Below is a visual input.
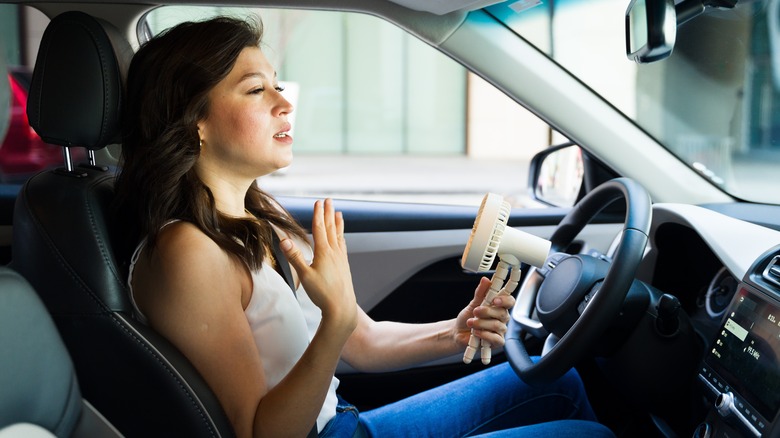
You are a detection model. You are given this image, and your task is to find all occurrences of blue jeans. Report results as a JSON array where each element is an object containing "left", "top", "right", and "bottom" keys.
[{"left": 321, "top": 362, "right": 614, "bottom": 437}]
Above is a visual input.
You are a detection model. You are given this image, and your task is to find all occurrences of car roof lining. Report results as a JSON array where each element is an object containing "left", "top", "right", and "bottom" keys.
[
  {"left": 21, "top": 1, "right": 469, "bottom": 47},
  {"left": 17, "top": 0, "right": 499, "bottom": 15}
]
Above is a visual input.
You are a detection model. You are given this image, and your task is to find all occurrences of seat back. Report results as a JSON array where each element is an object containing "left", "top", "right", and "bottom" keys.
[
  {"left": 11, "top": 11, "right": 234, "bottom": 437},
  {"left": 0, "top": 267, "right": 122, "bottom": 438}
]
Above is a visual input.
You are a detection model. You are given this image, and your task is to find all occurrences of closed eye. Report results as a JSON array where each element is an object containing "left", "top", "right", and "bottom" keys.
[{"left": 249, "top": 85, "right": 284, "bottom": 94}]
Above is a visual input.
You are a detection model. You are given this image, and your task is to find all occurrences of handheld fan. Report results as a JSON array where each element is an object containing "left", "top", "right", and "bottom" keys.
[
  {"left": 460, "top": 193, "right": 552, "bottom": 364},
  {"left": 461, "top": 193, "right": 550, "bottom": 272}
]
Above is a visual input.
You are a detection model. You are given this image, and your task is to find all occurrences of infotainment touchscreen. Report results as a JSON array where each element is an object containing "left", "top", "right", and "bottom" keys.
[{"left": 704, "top": 284, "right": 780, "bottom": 422}]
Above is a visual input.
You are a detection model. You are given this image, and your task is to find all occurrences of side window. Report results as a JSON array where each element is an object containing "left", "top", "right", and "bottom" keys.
[
  {"left": 0, "top": 6, "right": 68, "bottom": 185},
  {"left": 142, "top": 7, "right": 563, "bottom": 207},
  {"left": 0, "top": 29, "right": 9, "bottom": 147}
]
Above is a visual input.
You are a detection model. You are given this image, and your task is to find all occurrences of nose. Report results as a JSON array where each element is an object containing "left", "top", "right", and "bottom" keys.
[{"left": 274, "top": 89, "right": 294, "bottom": 116}]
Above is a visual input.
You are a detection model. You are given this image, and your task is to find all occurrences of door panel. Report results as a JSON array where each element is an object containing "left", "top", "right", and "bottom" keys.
[{"left": 279, "top": 196, "right": 622, "bottom": 409}]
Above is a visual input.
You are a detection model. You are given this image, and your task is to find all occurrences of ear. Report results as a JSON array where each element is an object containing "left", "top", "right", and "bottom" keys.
[{"left": 196, "top": 121, "right": 207, "bottom": 143}]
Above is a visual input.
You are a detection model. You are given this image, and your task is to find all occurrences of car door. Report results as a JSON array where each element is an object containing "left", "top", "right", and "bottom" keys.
[{"left": 280, "top": 193, "right": 623, "bottom": 410}]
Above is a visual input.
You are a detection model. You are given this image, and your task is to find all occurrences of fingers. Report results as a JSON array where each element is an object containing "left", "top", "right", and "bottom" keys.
[
  {"left": 469, "top": 277, "right": 491, "bottom": 307},
  {"left": 473, "top": 295, "right": 514, "bottom": 321},
  {"left": 279, "top": 238, "right": 308, "bottom": 273},
  {"left": 335, "top": 211, "right": 345, "bottom": 246},
  {"left": 468, "top": 308, "right": 510, "bottom": 347},
  {"left": 323, "top": 198, "right": 338, "bottom": 247},
  {"left": 469, "top": 308, "right": 510, "bottom": 328},
  {"left": 311, "top": 199, "right": 345, "bottom": 252},
  {"left": 310, "top": 199, "right": 326, "bottom": 248},
  {"left": 296, "top": 200, "right": 356, "bottom": 328},
  {"left": 471, "top": 327, "right": 507, "bottom": 348},
  {"left": 467, "top": 288, "right": 514, "bottom": 346},
  {"left": 490, "top": 293, "right": 516, "bottom": 311}
]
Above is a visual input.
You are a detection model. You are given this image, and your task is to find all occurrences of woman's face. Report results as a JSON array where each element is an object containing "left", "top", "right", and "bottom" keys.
[{"left": 196, "top": 46, "right": 294, "bottom": 180}]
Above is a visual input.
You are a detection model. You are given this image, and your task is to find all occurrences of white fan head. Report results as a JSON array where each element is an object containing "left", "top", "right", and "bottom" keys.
[
  {"left": 461, "top": 193, "right": 552, "bottom": 273},
  {"left": 461, "top": 193, "right": 510, "bottom": 272}
]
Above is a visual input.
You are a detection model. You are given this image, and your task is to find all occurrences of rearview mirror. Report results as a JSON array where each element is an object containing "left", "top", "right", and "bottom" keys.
[{"left": 625, "top": 0, "right": 677, "bottom": 63}]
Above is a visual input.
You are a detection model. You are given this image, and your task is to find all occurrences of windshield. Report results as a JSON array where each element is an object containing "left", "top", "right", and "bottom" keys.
[{"left": 488, "top": 0, "right": 780, "bottom": 205}]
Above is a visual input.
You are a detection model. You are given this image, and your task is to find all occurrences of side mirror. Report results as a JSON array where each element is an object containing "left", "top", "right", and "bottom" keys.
[
  {"left": 625, "top": 0, "right": 677, "bottom": 63},
  {"left": 528, "top": 143, "right": 584, "bottom": 208}
]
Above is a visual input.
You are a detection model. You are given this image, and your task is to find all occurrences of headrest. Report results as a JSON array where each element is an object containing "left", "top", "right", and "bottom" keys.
[
  {"left": 26, "top": 11, "right": 133, "bottom": 150},
  {"left": 0, "top": 267, "right": 82, "bottom": 437}
]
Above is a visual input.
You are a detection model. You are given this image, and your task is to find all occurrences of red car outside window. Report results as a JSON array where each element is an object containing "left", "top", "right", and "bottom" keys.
[{"left": 0, "top": 67, "right": 85, "bottom": 183}]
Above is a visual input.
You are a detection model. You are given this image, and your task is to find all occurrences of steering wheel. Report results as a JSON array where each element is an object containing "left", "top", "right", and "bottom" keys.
[{"left": 505, "top": 177, "right": 652, "bottom": 384}]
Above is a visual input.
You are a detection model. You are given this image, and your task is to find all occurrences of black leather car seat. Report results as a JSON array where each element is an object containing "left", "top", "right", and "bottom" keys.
[
  {"left": 11, "top": 11, "right": 234, "bottom": 437},
  {"left": 0, "top": 267, "right": 121, "bottom": 438}
]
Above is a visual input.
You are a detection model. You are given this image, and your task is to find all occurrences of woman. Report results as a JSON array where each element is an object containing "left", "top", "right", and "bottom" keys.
[{"left": 115, "top": 16, "right": 613, "bottom": 438}]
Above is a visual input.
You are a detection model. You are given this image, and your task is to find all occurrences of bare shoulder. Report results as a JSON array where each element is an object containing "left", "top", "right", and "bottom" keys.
[
  {"left": 147, "top": 222, "right": 233, "bottom": 287},
  {"left": 132, "top": 221, "right": 248, "bottom": 330},
  {"left": 131, "top": 221, "right": 268, "bottom": 431},
  {"left": 156, "top": 221, "right": 227, "bottom": 266}
]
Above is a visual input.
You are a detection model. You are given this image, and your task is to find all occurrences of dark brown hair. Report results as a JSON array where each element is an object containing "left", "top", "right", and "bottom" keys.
[{"left": 115, "top": 16, "right": 306, "bottom": 270}]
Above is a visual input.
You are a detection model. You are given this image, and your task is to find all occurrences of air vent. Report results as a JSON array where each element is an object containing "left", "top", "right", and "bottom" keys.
[{"left": 764, "top": 256, "right": 780, "bottom": 288}]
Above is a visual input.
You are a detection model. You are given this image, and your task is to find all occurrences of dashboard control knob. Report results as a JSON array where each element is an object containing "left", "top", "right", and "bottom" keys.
[
  {"left": 715, "top": 391, "right": 734, "bottom": 417},
  {"left": 655, "top": 293, "right": 681, "bottom": 336}
]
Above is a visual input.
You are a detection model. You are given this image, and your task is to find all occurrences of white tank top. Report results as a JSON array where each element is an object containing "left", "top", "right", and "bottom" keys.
[{"left": 127, "top": 225, "right": 339, "bottom": 433}]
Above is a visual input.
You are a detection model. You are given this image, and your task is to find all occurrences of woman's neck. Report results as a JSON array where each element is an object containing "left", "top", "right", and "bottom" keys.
[{"left": 194, "top": 165, "right": 254, "bottom": 218}]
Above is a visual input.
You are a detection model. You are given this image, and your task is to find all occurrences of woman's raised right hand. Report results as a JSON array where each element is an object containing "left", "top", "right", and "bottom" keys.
[{"left": 280, "top": 198, "right": 357, "bottom": 337}]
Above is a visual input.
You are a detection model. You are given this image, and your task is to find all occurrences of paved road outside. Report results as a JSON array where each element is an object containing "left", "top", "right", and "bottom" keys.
[
  {"left": 258, "top": 154, "right": 539, "bottom": 207},
  {"left": 257, "top": 151, "right": 780, "bottom": 208}
]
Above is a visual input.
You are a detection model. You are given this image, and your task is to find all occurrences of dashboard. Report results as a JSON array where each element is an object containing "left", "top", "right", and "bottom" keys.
[
  {"left": 641, "top": 203, "right": 780, "bottom": 437},
  {"left": 700, "top": 279, "right": 780, "bottom": 436}
]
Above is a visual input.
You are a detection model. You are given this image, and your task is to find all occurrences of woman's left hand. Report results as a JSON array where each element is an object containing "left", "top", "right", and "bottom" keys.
[{"left": 453, "top": 277, "right": 516, "bottom": 349}]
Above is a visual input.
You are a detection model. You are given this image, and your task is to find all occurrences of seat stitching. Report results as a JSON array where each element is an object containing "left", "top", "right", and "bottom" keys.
[
  {"left": 113, "top": 313, "right": 221, "bottom": 437},
  {"left": 18, "top": 183, "right": 221, "bottom": 437}
]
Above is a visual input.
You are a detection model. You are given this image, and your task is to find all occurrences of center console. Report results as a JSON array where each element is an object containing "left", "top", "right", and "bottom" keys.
[{"left": 696, "top": 253, "right": 780, "bottom": 437}]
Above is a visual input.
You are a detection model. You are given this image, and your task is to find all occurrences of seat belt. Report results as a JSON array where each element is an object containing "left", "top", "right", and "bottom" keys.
[
  {"left": 269, "top": 233, "right": 320, "bottom": 438},
  {"left": 270, "top": 233, "right": 297, "bottom": 295}
]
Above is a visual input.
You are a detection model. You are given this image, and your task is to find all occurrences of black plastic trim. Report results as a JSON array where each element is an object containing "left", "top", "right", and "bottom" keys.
[{"left": 278, "top": 196, "right": 621, "bottom": 233}]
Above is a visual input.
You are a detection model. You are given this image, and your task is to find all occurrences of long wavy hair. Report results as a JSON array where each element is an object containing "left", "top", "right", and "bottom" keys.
[{"left": 115, "top": 16, "right": 307, "bottom": 270}]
